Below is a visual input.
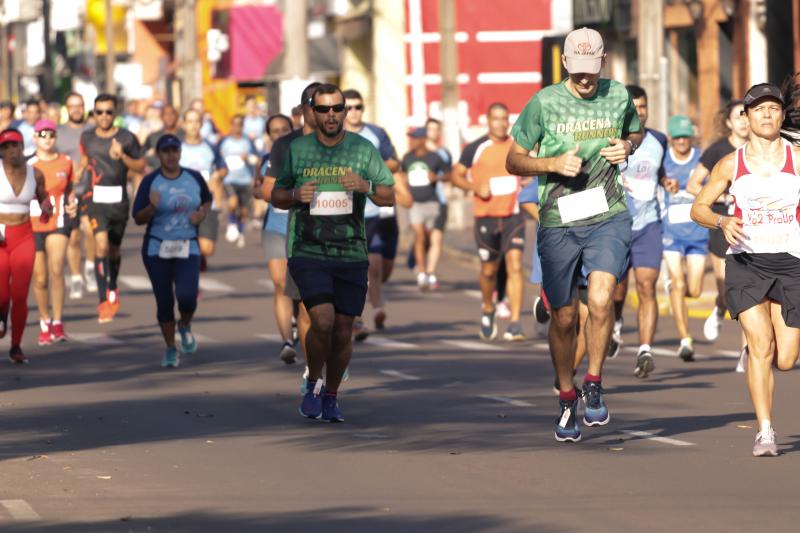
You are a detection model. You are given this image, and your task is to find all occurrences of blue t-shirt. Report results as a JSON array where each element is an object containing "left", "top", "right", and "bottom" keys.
[
  {"left": 356, "top": 123, "right": 397, "bottom": 218},
  {"left": 623, "top": 129, "right": 667, "bottom": 231},
  {"left": 243, "top": 115, "right": 266, "bottom": 141},
  {"left": 518, "top": 177, "right": 540, "bottom": 205},
  {"left": 218, "top": 135, "right": 256, "bottom": 186},
  {"left": 259, "top": 153, "right": 289, "bottom": 235},
  {"left": 133, "top": 168, "right": 212, "bottom": 257},
  {"left": 662, "top": 147, "right": 707, "bottom": 242},
  {"left": 179, "top": 140, "right": 226, "bottom": 208},
  {"left": 16, "top": 120, "right": 36, "bottom": 157}
]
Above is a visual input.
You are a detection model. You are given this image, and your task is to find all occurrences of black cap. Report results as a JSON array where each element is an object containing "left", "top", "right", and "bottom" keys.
[
  {"left": 743, "top": 83, "right": 785, "bottom": 110},
  {"left": 156, "top": 134, "right": 182, "bottom": 152}
]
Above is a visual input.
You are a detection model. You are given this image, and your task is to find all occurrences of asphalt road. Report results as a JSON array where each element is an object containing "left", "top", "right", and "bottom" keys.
[{"left": 0, "top": 222, "right": 798, "bottom": 532}]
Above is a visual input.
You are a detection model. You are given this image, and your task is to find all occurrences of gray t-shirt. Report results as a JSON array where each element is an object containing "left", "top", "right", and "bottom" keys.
[{"left": 56, "top": 123, "right": 90, "bottom": 163}]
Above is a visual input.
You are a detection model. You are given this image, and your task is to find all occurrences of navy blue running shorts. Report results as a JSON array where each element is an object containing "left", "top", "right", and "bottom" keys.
[
  {"left": 288, "top": 257, "right": 369, "bottom": 317},
  {"left": 629, "top": 220, "right": 663, "bottom": 271},
  {"left": 537, "top": 212, "right": 633, "bottom": 310},
  {"left": 365, "top": 216, "right": 399, "bottom": 260}
]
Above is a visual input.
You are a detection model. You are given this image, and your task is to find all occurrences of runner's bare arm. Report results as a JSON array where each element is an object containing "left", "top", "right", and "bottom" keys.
[
  {"left": 385, "top": 158, "right": 400, "bottom": 173},
  {"left": 393, "top": 172, "right": 413, "bottom": 208},
  {"left": 368, "top": 184, "right": 394, "bottom": 207},
  {"left": 691, "top": 153, "right": 744, "bottom": 244},
  {"left": 686, "top": 163, "right": 709, "bottom": 196},
  {"left": 33, "top": 168, "right": 53, "bottom": 217},
  {"left": 342, "top": 171, "right": 394, "bottom": 207},
  {"left": 272, "top": 181, "right": 317, "bottom": 209},
  {"left": 506, "top": 142, "right": 582, "bottom": 177},
  {"left": 449, "top": 163, "right": 473, "bottom": 192},
  {"left": 520, "top": 202, "right": 539, "bottom": 222}
]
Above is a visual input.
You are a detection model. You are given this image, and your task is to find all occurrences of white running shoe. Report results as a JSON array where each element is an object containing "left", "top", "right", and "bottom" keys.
[
  {"left": 753, "top": 427, "right": 778, "bottom": 457},
  {"left": 417, "top": 272, "right": 429, "bottom": 291},
  {"left": 735, "top": 346, "right": 748, "bottom": 373},
  {"left": 703, "top": 306, "right": 723, "bottom": 341},
  {"left": 225, "top": 223, "right": 239, "bottom": 243},
  {"left": 427, "top": 273, "right": 440, "bottom": 290},
  {"left": 84, "top": 270, "right": 98, "bottom": 293},
  {"left": 69, "top": 276, "right": 84, "bottom": 300},
  {"left": 496, "top": 299, "right": 511, "bottom": 319},
  {"left": 236, "top": 234, "right": 246, "bottom": 248}
]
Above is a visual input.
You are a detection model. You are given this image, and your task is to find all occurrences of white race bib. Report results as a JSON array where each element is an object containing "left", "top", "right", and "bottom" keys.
[
  {"left": 224, "top": 155, "right": 245, "bottom": 171},
  {"left": 378, "top": 206, "right": 396, "bottom": 219},
  {"left": 408, "top": 168, "right": 430, "bottom": 187},
  {"left": 626, "top": 178, "right": 656, "bottom": 202},
  {"left": 93, "top": 185, "right": 123, "bottom": 204},
  {"left": 29, "top": 199, "right": 42, "bottom": 217},
  {"left": 489, "top": 175, "right": 518, "bottom": 196},
  {"left": 557, "top": 187, "right": 610, "bottom": 224},
  {"left": 310, "top": 191, "right": 353, "bottom": 216},
  {"left": 668, "top": 203, "right": 694, "bottom": 224},
  {"left": 200, "top": 170, "right": 211, "bottom": 182},
  {"left": 158, "top": 239, "right": 190, "bottom": 259}
]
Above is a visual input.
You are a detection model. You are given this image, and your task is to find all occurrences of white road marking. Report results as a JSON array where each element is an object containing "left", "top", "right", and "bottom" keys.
[
  {"left": 363, "top": 337, "right": 417, "bottom": 349},
  {"left": 478, "top": 395, "right": 535, "bottom": 407},
  {"left": 533, "top": 342, "right": 550, "bottom": 351},
  {"left": 257, "top": 279, "right": 275, "bottom": 290},
  {"left": 0, "top": 499, "right": 41, "bottom": 522},
  {"left": 462, "top": 289, "right": 482, "bottom": 299},
  {"left": 620, "top": 429, "right": 695, "bottom": 447},
  {"left": 118, "top": 275, "right": 152, "bottom": 290},
  {"left": 199, "top": 278, "right": 234, "bottom": 292},
  {"left": 380, "top": 369, "right": 421, "bottom": 381},
  {"left": 441, "top": 339, "right": 506, "bottom": 352},
  {"left": 717, "top": 349, "right": 742, "bottom": 358},
  {"left": 69, "top": 333, "right": 123, "bottom": 345}
]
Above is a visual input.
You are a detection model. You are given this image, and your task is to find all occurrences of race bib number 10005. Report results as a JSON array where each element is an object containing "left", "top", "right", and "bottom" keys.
[{"left": 310, "top": 191, "right": 353, "bottom": 216}]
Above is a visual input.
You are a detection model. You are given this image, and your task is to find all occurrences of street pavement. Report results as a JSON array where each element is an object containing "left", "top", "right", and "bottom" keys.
[{"left": 1, "top": 221, "right": 799, "bottom": 532}]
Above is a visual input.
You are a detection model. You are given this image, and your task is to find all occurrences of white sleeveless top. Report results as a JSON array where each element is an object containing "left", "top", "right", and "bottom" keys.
[
  {"left": 0, "top": 163, "right": 37, "bottom": 214},
  {"left": 728, "top": 140, "right": 800, "bottom": 258}
]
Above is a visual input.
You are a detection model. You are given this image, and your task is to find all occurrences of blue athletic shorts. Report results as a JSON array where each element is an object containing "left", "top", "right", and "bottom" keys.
[
  {"left": 365, "top": 216, "right": 399, "bottom": 260},
  {"left": 662, "top": 236, "right": 708, "bottom": 256},
  {"left": 629, "top": 220, "right": 663, "bottom": 271},
  {"left": 288, "top": 257, "right": 369, "bottom": 317},
  {"left": 537, "top": 212, "right": 633, "bottom": 310}
]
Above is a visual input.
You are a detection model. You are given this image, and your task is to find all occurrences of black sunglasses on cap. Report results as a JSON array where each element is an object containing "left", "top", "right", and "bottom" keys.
[{"left": 313, "top": 104, "right": 346, "bottom": 114}]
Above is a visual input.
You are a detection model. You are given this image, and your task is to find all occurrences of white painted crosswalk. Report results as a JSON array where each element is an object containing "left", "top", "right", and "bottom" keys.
[
  {"left": 0, "top": 499, "right": 40, "bottom": 522},
  {"left": 363, "top": 337, "right": 416, "bottom": 349},
  {"left": 68, "top": 333, "right": 124, "bottom": 346},
  {"left": 441, "top": 339, "right": 507, "bottom": 352},
  {"left": 118, "top": 275, "right": 235, "bottom": 293}
]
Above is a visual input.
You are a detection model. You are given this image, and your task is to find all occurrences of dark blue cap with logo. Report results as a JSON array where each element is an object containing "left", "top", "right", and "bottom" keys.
[
  {"left": 408, "top": 127, "right": 427, "bottom": 139},
  {"left": 743, "top": 83, "right": 785, "bottom": 110},
  {"left": 156, "top": 134, "right": 182, "bottom": 152}
]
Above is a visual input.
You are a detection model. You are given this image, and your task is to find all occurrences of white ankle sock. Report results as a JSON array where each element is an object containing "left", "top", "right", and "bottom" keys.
[
  {"left": 40, "top": 320, "right": 50, "bottom": 333},
  {"left": 760, "top": 420, "right": 772, "bottom": 435},
  {"left": 638, "top": 344, "right": 651, "bottom": 355}
]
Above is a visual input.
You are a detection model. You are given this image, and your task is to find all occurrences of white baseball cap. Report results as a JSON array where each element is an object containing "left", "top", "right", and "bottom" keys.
[{"left": 563, "top": 27, "right": 605, "bottom": 74}]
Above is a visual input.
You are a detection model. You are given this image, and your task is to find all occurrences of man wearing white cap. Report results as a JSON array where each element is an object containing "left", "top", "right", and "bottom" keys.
[{"left": 506, "top": 27, "right": 643, "bottom": 443}]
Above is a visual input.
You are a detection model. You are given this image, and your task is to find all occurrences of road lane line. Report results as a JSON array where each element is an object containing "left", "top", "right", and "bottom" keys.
[
  {"left": 462, "top": 289, "right": 482, "bottom": 299},
  {"left": 119, "top": 275, "right": 152, "bottom": 290},
  {"left": 255, "top": 333, "right": 284, "bottom": 343},
  {"left": 380, "top": 369, "right": 421, "bottom": 381},
  {"left": 620, "top": 429, "right": 695, "bottom": 447},
  {"left": 441, "top": 339, "right": 506, "bottom": 352},
  {"left": 363, "top": 337, "right": 417, "bottom": 349},
  {"left": 257, "top": 279, "right": 275, "bottom": 290},
  {"left": 0, "top": 500, "right": 41, "bottom": 522},
  {"left": 717, "top": 349, "right": 741, "bottom": 358},
  {"left": 199, "top": 278, "right": 234, "bottom": 292},
  {"left": 478, "top": 395, "right": 535, "bottom": 407},
  {"left": 69, "top": 333, "right": 124, "bottom": 345},
  {"left": 352, "top": 433, "right": 390, "bottom": 439}
]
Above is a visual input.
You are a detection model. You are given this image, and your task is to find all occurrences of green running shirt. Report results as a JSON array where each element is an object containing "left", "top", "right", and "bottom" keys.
[
  {"left": 275, "top": 132, "right": 394, "bottom": 261},
  {"left": 511, "top": 79, "right": 640, "bottom": 227}
]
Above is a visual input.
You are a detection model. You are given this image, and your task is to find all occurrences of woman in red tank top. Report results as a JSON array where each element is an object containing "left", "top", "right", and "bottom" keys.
[
  {"left": 0, "top": 128, "right": 53, "bottom": 363},
  {"left": 30, "top": 119, "right": 76, "bottom": 345},
  {"left": 691, "top": 83, "right": 800, "bottom": 457}
]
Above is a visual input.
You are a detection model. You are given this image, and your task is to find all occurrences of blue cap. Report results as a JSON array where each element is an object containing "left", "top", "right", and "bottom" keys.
[
  {"left": 409, "top": 127, "right": 427, "bottom": 139},
  {"left": 156, "top": 134, "right": 182, "bottom": 152}
]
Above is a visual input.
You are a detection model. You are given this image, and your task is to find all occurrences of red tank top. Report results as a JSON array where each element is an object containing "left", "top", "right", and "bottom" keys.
[{"left": 29, "top": 154, "right": 73, "bottom": 233}]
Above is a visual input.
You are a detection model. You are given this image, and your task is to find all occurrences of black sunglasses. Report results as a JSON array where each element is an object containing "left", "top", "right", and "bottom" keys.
[
  {"left": 346, "top": 104, "right": 364, "bottom": 111},
  {"left": 95, "top": 109, "right": 114, "bottom": 116},
  {"left": 313, "top": 104, "right": 346, "bottom": 114},
  {"left": 37, "top": 131, "right": 56, "bottom": 139}
]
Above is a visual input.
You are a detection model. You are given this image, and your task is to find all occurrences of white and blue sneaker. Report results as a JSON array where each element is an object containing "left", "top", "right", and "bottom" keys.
[
  {"left": 582, "top": 381, "right": 610, "bottom": 426},
  {"left": 161, "top": 346, "right": 180, "bottom": 368},
  {"left": 178, "top": 325, "right": 197, "bottom": 354},
  {"left": 555, "top": 397, "right": 581, "bottom": 442}
]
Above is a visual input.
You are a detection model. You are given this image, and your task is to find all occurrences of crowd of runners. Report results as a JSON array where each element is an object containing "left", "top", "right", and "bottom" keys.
[{"left": 0, "top": 27, "right": 798, "bottom": 457}]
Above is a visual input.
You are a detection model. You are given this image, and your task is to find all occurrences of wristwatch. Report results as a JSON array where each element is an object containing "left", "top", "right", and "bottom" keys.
[
  {"left": 624, "top": 139, "right": 638, "bottom": 155},
  {"left": 367, "top": 180, "right": 375, "bottom": 197}
]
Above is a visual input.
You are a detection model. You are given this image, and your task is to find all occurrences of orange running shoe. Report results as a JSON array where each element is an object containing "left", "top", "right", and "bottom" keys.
[
  {"left": 108, "top": 289, "right": 121, "bottom": 318},
  {"left": 98, "top": 301, "right": 113, "bottom": 324}
]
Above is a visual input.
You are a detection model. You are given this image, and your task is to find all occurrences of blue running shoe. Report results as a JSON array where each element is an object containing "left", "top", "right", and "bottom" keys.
[
  {"left": 321, "top": 395, "right": 344, "bottom": 422},
  {"left": 178, "top": 325, "right": 197, "bottom": 354},
  {"left": 555, "top": 397, "right": 581, "bottom": 442},
  {"left": 299, "top": 381, "right": 324, "bottom": 419},
  {"left": 582, "top": 381, "right": 610, "bottom": 426},
  {"left": 161, "top": 346, "right": 180, "bottom": 368}
]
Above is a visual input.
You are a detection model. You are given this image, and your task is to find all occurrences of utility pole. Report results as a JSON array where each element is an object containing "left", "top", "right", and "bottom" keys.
[
  {"left": 42, "top": 0, "right": 53, "bottom": 99},
  {"left": 182, "top": 0, "right": 198, "bottom": 106},
  {"left": 637, "top": 0, "right": 665, "bottom": 131},
  {"left": 0, "top": 14, "right": 8, "bottom": 101},
  {"left": 284, "top": 0, "right": 308, "bottom": 79},
  {"left": 439, "top": 0, "right": 462, "bottom": 227},
  {"left": 104, "top": 0, "right": 115, "bottom": 93}
]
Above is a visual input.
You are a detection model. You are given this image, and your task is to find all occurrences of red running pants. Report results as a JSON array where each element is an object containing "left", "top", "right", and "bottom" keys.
[{"left": 0, "top": 222, "right": 34, "bottom": 346}]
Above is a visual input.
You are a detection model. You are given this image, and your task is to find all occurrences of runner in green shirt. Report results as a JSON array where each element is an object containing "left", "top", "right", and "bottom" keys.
[
  {"left": 506, "top": 27, "right": 643, "bottom": 443},
  {"left": 272, "top": 83, "right": 395, "bottom": 423}
]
